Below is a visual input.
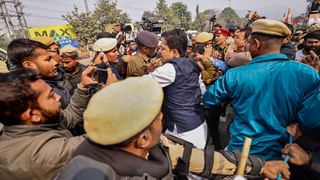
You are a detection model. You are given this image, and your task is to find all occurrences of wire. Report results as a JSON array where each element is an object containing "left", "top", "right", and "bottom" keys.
[
  {"left": 25, "top": 5, "right": 70, "bottom": 14},
  {"left": 28, "top": 14, "right": 64, "bottom": 20},
  {"left": 23, "top": 0, "right": 86, "bottom": 9}
]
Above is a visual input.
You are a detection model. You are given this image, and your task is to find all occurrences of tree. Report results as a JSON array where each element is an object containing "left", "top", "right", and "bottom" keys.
[
  {"left": 63, "top": 7, "right": 100, "bottom": 47},
  {"left": 193, "top": 9, "right": 218, "bottom": 32},
  {"left": 94, "top": 0, "right": 130, "bottom": 30},
  {"left": 196, "top": 4, "right": 199, "bottom": 17},
  {"left": 217, "top": 7, "right": 245, "bottom": 28},
  {"left": 63, "top": 0, "right": 130, "bottom": 47},
  {"left": 0, "top": 34, "right": 10, "bottom": 50},
  {"left": 193, "top": 13, "right": 207, "bottom": 32},
  {"left": 154, "top": 0, "right": 179, "bottom": 31},
  {"left": 170, "top": 2, "right": 192, "bottom": 30},
  {"left": 141, "top": 0, "right": 194, "bottom": 32},
  {"left": 142, "top": 11, "right": 156, "bottom": 20}
]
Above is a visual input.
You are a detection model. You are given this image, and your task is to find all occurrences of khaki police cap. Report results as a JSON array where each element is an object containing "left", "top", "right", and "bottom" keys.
[
  {"left": 92, "top": 38, "right": 117, "bottom": 52},
  {"left": 307, "top": 23, "right": 320, "bottom": 33},
  {"left": 84, "top": 76, "right": 164, "bottom": 145},
  {"left": 32, "top": 36, "right": 55, "bottom": 46},
  {"left": 195, "top": 32, "right": 213, "bottom": 43},
  {"left": 60, "top": 45, "right": 78, "bottom": 57},
  {"left": 252, "top": 19, "right": 291, "bottom": 37}
]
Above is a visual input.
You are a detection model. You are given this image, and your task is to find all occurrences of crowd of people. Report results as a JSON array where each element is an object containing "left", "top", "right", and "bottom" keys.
[{"left": 0, "top": 7, "right": 320, "bottom": 180}]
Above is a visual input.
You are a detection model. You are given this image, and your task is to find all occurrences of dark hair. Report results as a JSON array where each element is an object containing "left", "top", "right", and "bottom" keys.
[
  {"left": 7, "top": 38, "right": 48, "bottom": 71},
  {"left": 0, "top": 68, "right": 40, "bottom": 125},
  {"left": 283, "top": 22, "right": 294, "bottom": 34},
  {"left": 161, "top": 29, "right": 188, "bottom": 57},
  {"left": 96, "top": 32, "right": 114, "bottom": 40},
  {"left": 127, "top": 39, "right": 135, "bottom": 44},
  {"left": 194, "top": 44, "right": 205, "bottom": 54},
  {"left": 214, "top": 24, "right": 222, "bottom": 28},
  {"left": 244, "top": 26, "right": 252, "bottom": 39},
  {"left": 304, "top": 30, "right": 320, "bottom": 40}
]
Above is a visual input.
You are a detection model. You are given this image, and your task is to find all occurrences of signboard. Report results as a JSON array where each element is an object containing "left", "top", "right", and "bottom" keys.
[{"left": 28, "top": 24, "right": 79, "bottom": 48}]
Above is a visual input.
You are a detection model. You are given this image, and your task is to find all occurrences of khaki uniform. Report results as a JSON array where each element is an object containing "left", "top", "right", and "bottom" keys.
[
  {"left": 57, "top": 135, "right": 258, "bottom": 179},
  {"left": 200, "top": 58, "right": 222, "bottom": 85},
  {"left": 127, "top": 51, "right": 150, "bottom": 77},
  {"left": 161, "top": 135, "right": 254, "bottom": 175}
]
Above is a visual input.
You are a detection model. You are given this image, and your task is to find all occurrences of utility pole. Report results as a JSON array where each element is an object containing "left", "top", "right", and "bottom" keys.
[
  {"left": 13, "top": 0, "right": 28, "bottom": 38},
  {"left": 0, "top": 0, "right": 15, "bottom": 38},
  {"left": 84, "top": 0, "right": 89, "bottom": 13},
  {"left": 0, "top": 0, "right": 28, "bottom": 39}
]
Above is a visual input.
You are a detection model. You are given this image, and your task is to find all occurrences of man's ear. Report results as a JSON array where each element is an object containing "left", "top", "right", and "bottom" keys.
[
  {"left": 142, "top": 47, "right": 148, "bottom": 54},
  {"left": 20, "top": 108, "right": 41, "bottom": 125},
  {"left": 172, "top": 49, "right": 180, "bottom": 58},
  {"left": 20, "top": 108, "right": 42, "bottom": 125},
  {"left": 29, "top": 109, "right": 42, "bottom": 124},
  {"left": 254, "top": 39, "right": 261, "bottom": 49},
  {"left": 22, "top": 60, "right": 37, "bottom": 69},
  {"left": 135, "top": 130, "right": 152, "bottom": 149},
  {"left": 20, "top": 108, "right": 32, "bottom": 124}
]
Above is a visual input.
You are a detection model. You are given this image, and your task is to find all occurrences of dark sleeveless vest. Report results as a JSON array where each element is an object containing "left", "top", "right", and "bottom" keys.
[{"left": 163, "top": 57, "right": 204, "bottom": 133}]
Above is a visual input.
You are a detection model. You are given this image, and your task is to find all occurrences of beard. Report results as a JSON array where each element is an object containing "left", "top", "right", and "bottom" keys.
[
  {"left": 304, "top": 46, "right": 320, "bottom": 55},
  {"left": 39, "top": 107, "right": 61, "bottom": 124}
]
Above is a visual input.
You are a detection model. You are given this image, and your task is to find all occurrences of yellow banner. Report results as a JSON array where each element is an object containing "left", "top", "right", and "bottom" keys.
[{"left": 28, "top": 24, "right": 76, "bottom": 40}]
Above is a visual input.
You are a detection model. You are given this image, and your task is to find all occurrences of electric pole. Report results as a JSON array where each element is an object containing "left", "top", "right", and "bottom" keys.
[
  {"left": 84, "top": 0, "right": 89, "bottom": 13},
  {"left": 0, "top": 0, "right": 28, "bottom": 39}
]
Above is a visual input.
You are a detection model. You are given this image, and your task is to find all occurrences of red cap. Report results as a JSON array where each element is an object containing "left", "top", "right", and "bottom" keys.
[{"left": 215, "top": 28, "right": 230, "bottom": 36}]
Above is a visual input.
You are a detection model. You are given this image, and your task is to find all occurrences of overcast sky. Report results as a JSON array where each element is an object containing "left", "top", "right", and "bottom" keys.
[{"left": 1, "top": 0, "right": 309, "bottom": 28}]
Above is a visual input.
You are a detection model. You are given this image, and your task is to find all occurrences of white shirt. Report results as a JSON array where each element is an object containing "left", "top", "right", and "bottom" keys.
[
  {"left": 146, "top": 63, "right": 176, "bottom": 87},
  {"left": 295, "top": 49, "right": 305, "bottom": 62},
  {"left": 145, "top": 62, "right": 208, "bottom": 148},
  {"left": 146, "top": 63, "right": 206, "bottom": 94}
]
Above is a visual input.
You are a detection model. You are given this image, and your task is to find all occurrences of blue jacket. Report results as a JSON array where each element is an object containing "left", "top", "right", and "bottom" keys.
[{"left": 203, "top": 53, "right": 320, "bottom": 160}]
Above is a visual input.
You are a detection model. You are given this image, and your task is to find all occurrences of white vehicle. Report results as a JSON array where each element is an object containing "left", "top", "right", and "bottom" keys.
[
  {"left": 0, "top": 48, "right": 7, "bottom": 62},
  {"left": 0, "top": 48, "right": 8, "bottom": 72}
]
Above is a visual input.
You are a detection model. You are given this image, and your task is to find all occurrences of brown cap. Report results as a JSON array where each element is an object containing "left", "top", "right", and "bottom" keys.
[
  {"left": 60, "top": 45, "right": 78, "bottom": 57},
  {"left": 84, "top": 76, "right": 163, "bottom": 145},
  {"left": 195, "top": 32, "right": 213, "bottom": 43},
  {"left": 137, "top": 31, "right": 158, "bottom": 48},
  {"left": 251, "top": 19, "right": 291, "bottom": 37}
]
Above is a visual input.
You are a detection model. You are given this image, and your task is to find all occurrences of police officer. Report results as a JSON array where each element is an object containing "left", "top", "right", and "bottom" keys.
[
  {"left": 60, "top": 45, "right": 86, "bottom": 95},
  {"left": 56, "top": 76, "right": 290, "bottom": 180},
  {"left": 127, "top": 31, "right": 158, "bottom": 77},
  {"left": 203, "top": 19, "right": 320, "bottom": 161}
]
